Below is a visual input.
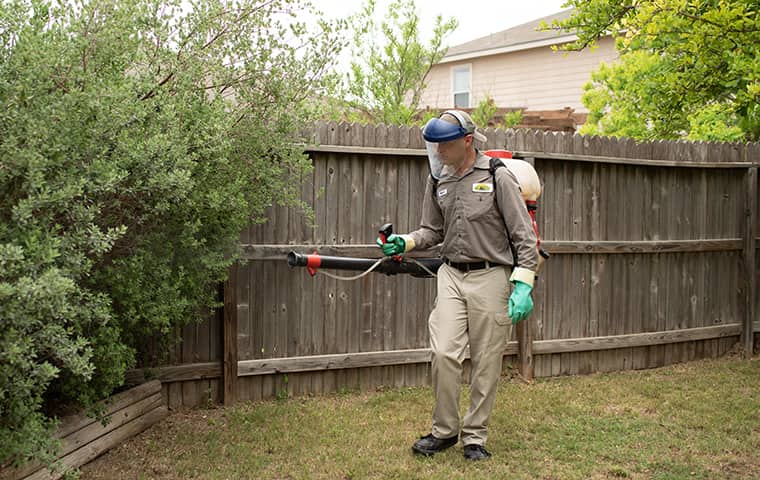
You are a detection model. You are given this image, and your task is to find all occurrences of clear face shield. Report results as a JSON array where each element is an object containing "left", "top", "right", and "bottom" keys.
[
  {"left": 422, "top": 116, "right": 468, "bottom": 181},
  {"left": 425, "top": 140, "right": 445, "bottom": 181}
]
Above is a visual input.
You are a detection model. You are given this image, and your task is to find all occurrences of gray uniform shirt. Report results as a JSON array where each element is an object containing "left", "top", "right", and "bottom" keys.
[{"left": 409, "top": 152, "right": 538, "bottom": 272}]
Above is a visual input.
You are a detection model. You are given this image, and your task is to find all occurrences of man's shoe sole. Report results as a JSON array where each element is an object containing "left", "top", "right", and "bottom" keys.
[
  {"left": 463, "top": 445, "right": 491, "bottom": 461},
  {"left": 411, "top": 438, "right": 457, "bottom": 456},
  {"left": 464, "top": 452, "right": 491, "bottom": 461},
  {"left": 411, "top": 444, "right": 455, "bottom": 456},
  {"left": 411, "top": 446, "right": 435, "bottom": 456}
]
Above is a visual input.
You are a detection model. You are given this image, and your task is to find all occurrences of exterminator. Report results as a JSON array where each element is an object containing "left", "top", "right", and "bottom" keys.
[{"left": 376, "top": 110, "right": 538, "bottom": 461}]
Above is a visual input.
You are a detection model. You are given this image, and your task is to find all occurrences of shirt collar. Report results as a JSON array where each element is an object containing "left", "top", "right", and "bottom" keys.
[
  {"left": 473, "top": 150, "right": 490, "bottom": 170},
  {"left": 439, "top": 150, "right": 489, "bottom": 180}
]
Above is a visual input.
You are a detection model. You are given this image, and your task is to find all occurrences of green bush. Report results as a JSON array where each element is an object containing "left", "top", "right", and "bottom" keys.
[
  {"left": 0, "top": 0, "right": 342, "bottom": 467},
  {"left": 471, "top": 95, "right": 498, "bottom": 128},
  {"left": 504, "top": 109, "right": 523, "bottom": 129}
]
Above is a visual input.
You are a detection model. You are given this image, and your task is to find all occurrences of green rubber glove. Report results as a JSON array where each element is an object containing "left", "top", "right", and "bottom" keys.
[
  {"left": 508, "top": 281, "right": 534, "bottom": 324},
  {"left": 375, "top": 234, "right": 405, "bottom": 256}
]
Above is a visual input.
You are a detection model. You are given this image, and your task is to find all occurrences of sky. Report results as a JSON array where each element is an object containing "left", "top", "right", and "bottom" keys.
[{"left": 310, "top": 0, "right": 570, "bottom": 47}]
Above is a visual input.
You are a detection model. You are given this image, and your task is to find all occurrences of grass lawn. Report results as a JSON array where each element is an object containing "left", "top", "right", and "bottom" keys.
[{"left": 80, "top": 355, "right": 759, "bottom": 479}]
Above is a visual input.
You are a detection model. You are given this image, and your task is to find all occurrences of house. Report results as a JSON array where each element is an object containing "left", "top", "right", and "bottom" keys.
[{"left": 418, "top": 9, "right": 619, "bottom": 130}]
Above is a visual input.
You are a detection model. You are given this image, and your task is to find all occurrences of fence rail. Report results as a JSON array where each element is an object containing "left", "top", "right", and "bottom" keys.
[
  {"left": 132, "top": 124, "right": 759, "bottom": 408},
  {"left": 127, "top": 323, "right": 753, "bottom": 382}
]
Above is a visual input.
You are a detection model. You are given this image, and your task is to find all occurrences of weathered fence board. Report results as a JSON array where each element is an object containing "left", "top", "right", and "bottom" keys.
[
  {"left": 222, "top": 263, "right": 238, "bottom": 405},
  {"left": 743, "top": 168, "right": 758, "bottom": 355}
]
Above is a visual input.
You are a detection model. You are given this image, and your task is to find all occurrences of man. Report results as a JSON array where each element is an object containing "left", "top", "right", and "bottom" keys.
[{"left": 376, "top": 110, "right": 538, "bottom": 461}]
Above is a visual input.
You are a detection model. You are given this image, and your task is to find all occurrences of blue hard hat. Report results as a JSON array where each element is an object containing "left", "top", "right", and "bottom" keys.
[{"left": 422, "top": 117, "right": 468, "bottom": 143}]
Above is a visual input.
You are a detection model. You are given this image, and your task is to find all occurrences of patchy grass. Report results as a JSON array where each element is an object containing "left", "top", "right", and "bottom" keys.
[{"left": 81, "top": 356, "right": 759, "bottom": 479}]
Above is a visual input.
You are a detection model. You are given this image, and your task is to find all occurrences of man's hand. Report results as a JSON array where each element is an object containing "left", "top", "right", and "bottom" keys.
[
  {"left": 375, "top": 234, "right": 406, "bottom": 256},
  {"left": 508, "top": 281, "right": 533, "bottom": 324}
]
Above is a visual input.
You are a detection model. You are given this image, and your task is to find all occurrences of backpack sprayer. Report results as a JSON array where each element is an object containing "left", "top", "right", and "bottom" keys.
[{"left": 287, "top": 151, "right": 549, "bottom": 280}]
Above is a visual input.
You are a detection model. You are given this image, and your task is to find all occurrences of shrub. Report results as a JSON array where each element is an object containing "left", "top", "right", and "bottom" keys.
[
  {"left": 504, "top": 109, "right": 523, "bottom": 129},
  {"left": 471, "top": 95, "right": 498, "bottom": 127},
  {"left": 0, "top": 0, "right": 342, "bottom": 467}
]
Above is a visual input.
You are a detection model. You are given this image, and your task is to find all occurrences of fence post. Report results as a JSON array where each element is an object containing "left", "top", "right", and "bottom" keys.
[
  {"left": 516, "top": 154, "right": 536, "bottom": 381},
  {"left": 222, "top": 262, "right": 239, "bottom": 405},
  {"left": 517, "top": 318, "right": 534, "bottom": 381},
  {"left": 742, "top": 167, "right": 757, "bottom": 357}
]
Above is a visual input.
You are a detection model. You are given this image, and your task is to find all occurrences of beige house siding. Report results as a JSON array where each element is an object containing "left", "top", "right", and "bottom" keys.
[{"left": 420, "top": 36, "right": 618, "bottom": 113}]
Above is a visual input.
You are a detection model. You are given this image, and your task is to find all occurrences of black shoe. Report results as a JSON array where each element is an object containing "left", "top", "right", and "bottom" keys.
[
  {"left": 463, "top": 444, "right": 491, "bottom": 461},
  {"left": 411, "top": 433, "right": 458, "bottom": 456}
]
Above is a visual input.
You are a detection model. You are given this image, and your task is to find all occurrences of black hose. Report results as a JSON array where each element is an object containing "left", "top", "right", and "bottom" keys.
[{"left": 286, "top": 251, "right": 442, "bottom": 277}]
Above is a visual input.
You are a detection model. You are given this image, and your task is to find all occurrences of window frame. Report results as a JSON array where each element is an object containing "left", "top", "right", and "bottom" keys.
[{"left": 451, "top": 64, "right": 472, "bottom": 108}]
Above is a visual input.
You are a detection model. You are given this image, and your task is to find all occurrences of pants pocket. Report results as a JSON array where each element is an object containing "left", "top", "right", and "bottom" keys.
[{"left": 493, "top": 310, "right": 510, "bottom": 326}]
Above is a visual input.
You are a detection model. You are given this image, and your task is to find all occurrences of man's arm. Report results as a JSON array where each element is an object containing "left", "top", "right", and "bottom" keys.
[{"left": 402, "top": 176, "right": 444, "bottom": 252}]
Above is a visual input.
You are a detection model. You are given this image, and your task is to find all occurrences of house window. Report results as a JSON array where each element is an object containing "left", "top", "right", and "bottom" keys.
[{"left": 452, "top": 65, "right": 471, "bottom": 108}]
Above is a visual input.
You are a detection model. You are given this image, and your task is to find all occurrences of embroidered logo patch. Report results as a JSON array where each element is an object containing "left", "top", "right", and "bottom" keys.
[
  {"left": 472, "top": 183, "right": 493, "bottom": 193},
  {"left": 438, "top": 188, "right": 447, "bottom": 197}
]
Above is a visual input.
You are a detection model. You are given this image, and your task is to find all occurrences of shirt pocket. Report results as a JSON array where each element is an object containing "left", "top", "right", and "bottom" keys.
[
  {"left": 464, "top": 190, "right": 495, "bottom": 220},
  {"left": 436, "top": 185, "right": 455, "bottom": 215}
]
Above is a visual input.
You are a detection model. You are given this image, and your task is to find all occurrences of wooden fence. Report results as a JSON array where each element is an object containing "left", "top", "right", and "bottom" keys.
[{"left": 127, "top": 124, "right": 760, "bottom": 408}]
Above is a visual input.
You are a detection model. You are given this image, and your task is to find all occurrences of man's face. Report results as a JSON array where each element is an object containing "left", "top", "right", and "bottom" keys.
[{"left": 437, "top": 134, "right": 471, "bottom": 167}]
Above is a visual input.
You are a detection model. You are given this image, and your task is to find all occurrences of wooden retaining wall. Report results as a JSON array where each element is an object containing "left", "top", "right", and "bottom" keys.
[
  {"left": 4, "top": 381, "right": 167, "bottom": 480},
  {"left": 129, "top": 125, "right": 760, "bottom": 408}
]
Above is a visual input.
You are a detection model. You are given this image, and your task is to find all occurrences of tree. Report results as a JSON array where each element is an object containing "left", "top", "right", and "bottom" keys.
[
  {"left": 552, "top": 0, "right": 759, "bottom": 141},
  {"left": 341, "top": 0, "right": 457, "bottom": 125},
  {"left": 0, "top": 0, "right": 342, "bottom": 468}
]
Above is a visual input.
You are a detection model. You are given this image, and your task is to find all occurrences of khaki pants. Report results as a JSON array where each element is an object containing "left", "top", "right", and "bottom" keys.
[{"left": 429, "top": 263, "right": 512, "bottom": 446}]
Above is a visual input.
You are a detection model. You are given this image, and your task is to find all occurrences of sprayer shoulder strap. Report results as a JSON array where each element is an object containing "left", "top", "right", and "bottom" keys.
[
  {"left": 489, "top": 157, "right": 520, "bottom": 267},
  {"left": 488, "top": 157, "right": 506, "bottom": 208}
]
